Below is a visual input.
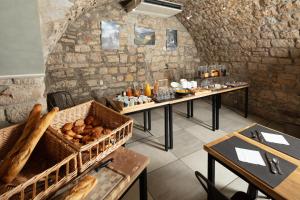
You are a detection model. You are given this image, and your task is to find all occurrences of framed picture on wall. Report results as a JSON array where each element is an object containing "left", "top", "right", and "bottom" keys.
[
  {"left": 166, "top": 29, "right": 178, "bottom": 50},
  {"left": 134, "top": 25, "right": 155, "bottom": 45},
  {"left": 101, "top": 21, "right": 120, "bottom": 49}
]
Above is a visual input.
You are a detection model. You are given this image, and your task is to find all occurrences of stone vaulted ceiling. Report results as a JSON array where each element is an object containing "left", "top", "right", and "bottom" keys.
[{"left": 39, "top": 0, "right": 299, "bottom": 63}]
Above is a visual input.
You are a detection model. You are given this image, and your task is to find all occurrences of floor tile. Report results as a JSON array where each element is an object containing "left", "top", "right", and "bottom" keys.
[
  {"left": 121, "top": 180, "right": 154, "bottom": 200},
  {"left": 148, "top": 160, "right": 207, "bottom": 200},
  {"left": 181, "top": 149, "right": 237, "bottom": 189},
  {"left": 147, "top": 118, "right": 181, "bottom": 138},
  {"left": 156, "top": 129, "right": 205, "bottom": 158},
  {"left": 221, "top": 178, "right": 269, "bottom": 200},
  {"left": 127, "top": 127, "right": 153, "bottom": 144},
  {"left": 128, "top": 140, "right": 177, "bottom": 172},
  {"left": 185, "top": 124, "right": 227, "bottom": 144}
]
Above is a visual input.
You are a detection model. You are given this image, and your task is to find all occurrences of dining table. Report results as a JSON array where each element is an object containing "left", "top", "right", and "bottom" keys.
[
  {"left": 204, "top": 123, "right": 300, "bottom": 200},
  {"left": 120, "top": 85, "right": 249, "bottom": 151}
]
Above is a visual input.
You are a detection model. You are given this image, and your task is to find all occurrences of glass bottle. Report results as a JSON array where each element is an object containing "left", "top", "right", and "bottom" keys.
[{"left": 144, "top": 82, "right": 152, "bottom": 97}]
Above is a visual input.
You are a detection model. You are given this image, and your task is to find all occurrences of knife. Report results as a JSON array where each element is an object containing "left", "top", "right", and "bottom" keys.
[
  {"left": 255, "top": 130, "right": 264, "bottom": 143},
  {"left": 265, "top": 152, "right": 278, "bottom": 174},
  {"left": 250, "top": 131, "right": 257, "bottom": 139}
]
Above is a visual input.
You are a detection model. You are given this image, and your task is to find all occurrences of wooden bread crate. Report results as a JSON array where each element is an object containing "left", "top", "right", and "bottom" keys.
[
  {"left": 0, "top": 125, "right": 78, "bottom": 200},
  {"left": 48, "top": 100, "right": 133, "bottom": 172}
]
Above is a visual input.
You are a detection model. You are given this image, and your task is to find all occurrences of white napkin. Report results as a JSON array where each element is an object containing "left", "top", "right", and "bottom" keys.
[
  {"left": 261, "top": 132, "right": 290, "bottom": 145},
  {"left": 235, "top": 147, "right": 266, "bottom": 166}
]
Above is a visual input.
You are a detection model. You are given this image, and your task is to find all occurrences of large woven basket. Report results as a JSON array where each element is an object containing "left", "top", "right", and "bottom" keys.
[
  {"left": 0, "top": 125, "right": 78, "bottom": 200},
  {"left": 48, "top": 100, "right": 133, "bottom": 172}
]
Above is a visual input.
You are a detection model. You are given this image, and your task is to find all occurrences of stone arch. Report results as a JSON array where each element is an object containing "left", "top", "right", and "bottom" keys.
[{"left": 45, "top": 0, "right": 199, "bottom": 103}]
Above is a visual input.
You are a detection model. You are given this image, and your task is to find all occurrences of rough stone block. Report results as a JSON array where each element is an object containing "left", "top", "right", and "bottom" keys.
[
  {"left": 290, "top": 49, "right": 300, "bottom": 58},
  {"left": 271, "top": 39, "right": 294, "bottom": 48},
  {"left": 106, "top": 55, "right": 119, "bottom": 63},
  {"left": 99, "top": 67, "right": 108, "bottom": 74},
  {"left": 270, "top": 48, "right": 289, "bottom": 57},
  {"left": 75, "top": 44, "right": 91, "bottom": 52},
  {"left": 257, "top": 40, "right": 271, "bottom": 48},
  {"left": 128, "top": 55, "right": 137, "bottom": 63},
  {"left": 86, "top": 80, "right": 98, "bottom": 87},
  {"left": 280, "top": 30, "right": 300, "bottom": 39},
  {"left": 108, "top": 67, "right": 118, "bottom": 74},
  {"left": 89, "top": 52, "right": 102, "bottom": 63},
  {"left": 6, "top": 98, "right": 47, "bottom": 123},
  {"left": 261, "top": 32, "right": 275, "bottom": 39},
  {"left": 125, "top": 74, "right": 134, "bottom": 82},
  {"left": 120, "top": 54, "right": 128, "bottom": 63},
  {"left": 262, "top": 57, "right": 278, "bottom": 64}
]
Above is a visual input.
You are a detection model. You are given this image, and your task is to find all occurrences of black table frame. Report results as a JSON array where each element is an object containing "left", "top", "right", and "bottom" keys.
[
  {"left": 126, "top": 104, "right": 171, "bottom": 151},
  {"left": 127, "top": 87, "right": 248, "bottom": 152},
  {"left": 188, "top": 87, "right": 248, "bottom": 131},
  {"left": 207, "top": 154, "right": 272, "bottom": 200},
  {"left": 119, "top": 168, "right": 148, "bottom": 200}
]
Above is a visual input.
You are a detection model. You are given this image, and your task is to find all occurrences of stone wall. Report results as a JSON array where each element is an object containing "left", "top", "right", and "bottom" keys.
[
  {"left": 0, "top": 76, "right": 46, "bottom": 127},
  {"left": 175, "top": 0, "right": 300, "bottom": 126},
  {"left": 38, "top": 0, "right": 98, "bottom": 61},
  {"left": 46, "top": 1, "right": 199, "bottom": 103}
]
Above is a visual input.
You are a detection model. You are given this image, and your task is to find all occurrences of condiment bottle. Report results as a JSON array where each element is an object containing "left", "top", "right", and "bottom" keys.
[
  {"left": 144, "top": 83, "right": 152, "bottom": 97},
  {"left": 126, "top": 87, "right": 133, "bottom": 97},
  {"left": 153, "top": 81, "right": 159, "bottom": 96}
]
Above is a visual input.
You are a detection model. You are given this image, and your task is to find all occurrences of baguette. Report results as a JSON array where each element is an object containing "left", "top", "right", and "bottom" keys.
[
  {"left": 64, "top": 175, "right": 97, "bottom": 200},
  {"left": 0, "top": 107, "right": 59, "bottom": 183},
  {"left": 0, "top": 104, "right": 42, "bottom": 179}
]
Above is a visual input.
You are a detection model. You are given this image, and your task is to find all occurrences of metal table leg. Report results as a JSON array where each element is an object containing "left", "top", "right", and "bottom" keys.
[
  {"left": 143, "top": 111, "right": 148, "bottom": 132},
  {"left": 164, "top": 105, "right": 169, "bottom": 151},
  {"left": 244, "top": 87, "right": 248, "bottom": 118},
  {"left": 212, "top": 95, "right": 216, "bottom": 131},
  {"left": 187, "top": 101, "right": 191, "bottom": 118},
  {"left": 190, "top": 100, "right": 194, "bottom": 118},
  {"left": 148, "top": 110, "right": 151, "bottom": 131},
  {"left": 216, "top": 94, "right": 220, "bottom": 130},
  {"left": 139, "top": 168, "right": 148, "bottom": 200},
  {"left": 247, "top": 184, "right": 258, "bottom": 200},
  {"left": 208, "top": 154, "right": 215, "bottom": 200},
  {"left": 217, "top": 94, "right": 222, "bottom": 109},
  {"left": 169, "top": 104, "right": 173, "bottom": 149}
]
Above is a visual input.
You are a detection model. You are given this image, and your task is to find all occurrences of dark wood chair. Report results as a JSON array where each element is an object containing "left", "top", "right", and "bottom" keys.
[
  {"left": 195, "top": 171, "right": 251, "bottom": 200},
  {"left": 47, "top": 91, "right": 75, "bottom": 111}
]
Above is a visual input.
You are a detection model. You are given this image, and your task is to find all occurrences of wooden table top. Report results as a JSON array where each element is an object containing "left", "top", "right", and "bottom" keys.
[
  {"left": 120, "top": 85, "right": 248, "bottom": 114},
  {"left": 101, "top": 147, "right": 150, "bottom": 200},
  {"left": 204, "top": 127, "right": 300, "bottom": 200},
  {"left": 51, "top": 147, "right": 150, "bottom": 200}
]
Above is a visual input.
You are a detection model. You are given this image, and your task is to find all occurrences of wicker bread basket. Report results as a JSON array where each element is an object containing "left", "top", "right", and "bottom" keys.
[
  {"left": 0, "top": 124, "right": 78, "bottom": 200},
  {"left": 48, "top": 100, "right": 133, "bottom": 172}
]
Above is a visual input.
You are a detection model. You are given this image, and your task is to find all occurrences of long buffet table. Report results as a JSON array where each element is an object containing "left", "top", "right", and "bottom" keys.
[{"left": 120, "top": 85, "right": 249, "bottom": 151}]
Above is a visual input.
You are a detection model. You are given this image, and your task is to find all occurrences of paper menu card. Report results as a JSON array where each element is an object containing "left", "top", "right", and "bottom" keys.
[
  {"left": 235, "top": 147, "right": 266, "bottom": 166},
  {"left": 261, "top": 132, "right": 290, "bottom": 145}
]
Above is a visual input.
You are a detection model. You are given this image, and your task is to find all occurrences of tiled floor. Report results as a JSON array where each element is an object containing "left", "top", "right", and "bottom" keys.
[{"left": 122, "top": 100, "right": 275, "bottom": 200}]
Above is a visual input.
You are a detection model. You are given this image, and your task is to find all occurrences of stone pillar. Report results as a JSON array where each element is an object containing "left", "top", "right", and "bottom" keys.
[{"left": 0, "top": 76, "right": 47, "bottom": 127}]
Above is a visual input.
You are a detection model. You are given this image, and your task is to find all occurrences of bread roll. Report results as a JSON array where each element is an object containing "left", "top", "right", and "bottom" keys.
[
  {"left": 64, "top": 135, "right": 73, "bottom": 141},
  {"left": 74, "top": 134, "right": 83, "bottom": 139},
  {"left": 0, "top": 104, "right": 42, "bottom": 179},
  {"left": 64, "top": 175, "right": 97, "bottom": 200},
  {"left": 74, "top": 119, "right": 85, "bottom": 127},
  {"left": 0, "top": 107, "right": 59, "bottom": 183},
  {"left": 65, "top": 130, "right": 76, "bottom": 137},
  {"left": 84, "top": 116, "right": 94, "bottom": 125},
  {"left": 62, "top": 123, "right": 73, "bottom": 132},
  {"left": 73, "top": 125, "right": 85, "bottom": 134},
  {"left": 85, "top": 125, "right": 93, "bottom": 129}
]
